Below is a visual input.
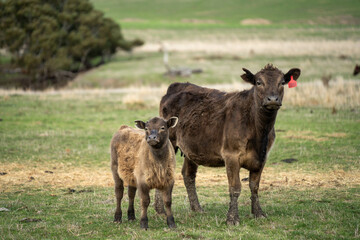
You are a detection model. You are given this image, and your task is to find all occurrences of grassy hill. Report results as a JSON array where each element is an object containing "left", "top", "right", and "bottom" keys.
[{"left": 91, "top": 0, "right": 360, "bottom": 29}]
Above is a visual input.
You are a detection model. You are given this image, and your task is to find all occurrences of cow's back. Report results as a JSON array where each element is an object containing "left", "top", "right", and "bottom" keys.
[{"left": 160, "top": 82, "right": 236, "bottom": 166}]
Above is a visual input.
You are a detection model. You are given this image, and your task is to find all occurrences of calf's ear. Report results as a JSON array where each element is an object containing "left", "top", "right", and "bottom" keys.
[
  {"left": 284, "top": 68, "right": 301, "bottom": 83},
  {"left": 241, "top": 68, "right": 255, "bottom": 85},
  {"left": 135, "top": 120, "right": 146, "bottom": 129},
  {"left": 167, "top": 117, "right": 178, "bottom": 128}
]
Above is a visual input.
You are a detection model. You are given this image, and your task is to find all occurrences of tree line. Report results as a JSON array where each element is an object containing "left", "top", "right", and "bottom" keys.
[{"left": 0, "top": 0, "right": 143, "bottom": 89}]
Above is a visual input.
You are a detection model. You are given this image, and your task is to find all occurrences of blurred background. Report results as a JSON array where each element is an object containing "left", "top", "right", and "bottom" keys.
[{"left": 1, "top": 0, "right": 359, "bottom": 94}]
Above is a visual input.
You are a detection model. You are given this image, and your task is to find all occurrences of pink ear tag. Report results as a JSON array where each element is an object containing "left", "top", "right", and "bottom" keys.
[{"left": 288, "top": 75, "right": 297, "bottom": 88}]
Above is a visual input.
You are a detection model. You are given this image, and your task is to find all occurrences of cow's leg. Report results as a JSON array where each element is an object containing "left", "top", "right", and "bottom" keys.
[
  {"left": 182, "top": 157, "right": 203, "bottom": 212},
  {"left": 162, "top": 184, "right": 176, "bottom": 228},
  {"left": 139, "top": 184, "right": 150, "bottom": 230},
  {"left": 225, "top": 159, "right": 241, "bottom": 225},
  {"left": 154, "top": 189, "right": 165, "bottom": 215},
  {"left": 249, "top": 170, "right": 267, "bottom": 218},
  {"left": 127, "top": 186, "right": 136, "bottom": 221},
  {"left": 112, "top": 170, "right": 124, "bottom": 223}
]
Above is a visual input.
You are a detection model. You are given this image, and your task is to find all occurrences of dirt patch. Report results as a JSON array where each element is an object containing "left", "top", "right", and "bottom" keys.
[
  {"left": 241, "top": 18, "right": 271, "bottom": 25},
  {"left": 1, "top": 162, "right": 359, "bottom": 193},
  {"left": 181, "top": 19, "right": 223, "bottom": 24}
]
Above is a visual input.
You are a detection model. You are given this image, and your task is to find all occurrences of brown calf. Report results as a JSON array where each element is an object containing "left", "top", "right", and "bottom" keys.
[
  {"left": 158, "top": 64, "right": 301, "bottom": 225},
  {"left": 110, "top": 117, "right": 178, "bottom": 229}
]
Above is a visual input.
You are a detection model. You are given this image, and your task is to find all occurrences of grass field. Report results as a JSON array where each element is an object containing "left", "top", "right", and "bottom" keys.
[
  {"left": 1, "top": 0, "right": 360, "bottom": 239},
  {"left": 90, "top": 0, "right": 360, "bottom": 29},
  {"left": 0, "top": 92, "right": 359, "bottom": 239},
  {"left": 63, "top": 0, "right": 360, "bottom": 89}
]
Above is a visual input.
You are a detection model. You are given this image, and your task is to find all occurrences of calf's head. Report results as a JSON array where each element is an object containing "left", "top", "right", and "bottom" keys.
[
  {"left": 241, "top": 64, "right": 301, "bottom": 111},
  {"left": 135, "top": 117, "right": 178, "bottom": 148}
]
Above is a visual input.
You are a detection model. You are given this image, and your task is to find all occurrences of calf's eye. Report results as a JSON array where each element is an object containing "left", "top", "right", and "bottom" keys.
[
  {"left": 160, "top": 126, "right": 165, "bottom": 130},
  {"left": 256, "top": 81, "right": 262, "bottom": 86}
]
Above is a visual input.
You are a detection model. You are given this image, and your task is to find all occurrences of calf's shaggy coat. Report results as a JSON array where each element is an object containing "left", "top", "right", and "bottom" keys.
[
  {"left": 110, "top": 117, "right": 178, "bottom": 229},
  {"left": 158, "top": 64, "right": 301, "bottom": 225}
]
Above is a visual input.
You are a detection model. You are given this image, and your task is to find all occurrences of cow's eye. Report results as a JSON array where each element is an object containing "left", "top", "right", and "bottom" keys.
[
  {"left": 281, "top": 80, "right": 286, "bottom": 85},
  {"left": 160, "top": 126, "right": 165, "bottom": 130},
  {"left": 144, "top": 127, "right": 148, "bottom": 131},
  {"left": 256, "top": 81, "right": 262, "bottom": 86}
]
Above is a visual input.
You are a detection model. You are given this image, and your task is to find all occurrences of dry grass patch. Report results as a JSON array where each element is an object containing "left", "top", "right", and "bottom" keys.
[
  {"left": 138, "top": 40, "right": 360, "bottom": 57},
  {"left": 282, "top": 130, "right": 329, "bottom": 142},
  {"left": 1, "top": 161, "right": 359, "bottom": 193},
  {"left": 241, "top": 18, "right": 271, "bottom": 25},
  {"left": 1, "top": 78, "right": 359, "bottom": 109},
  {"left": 181, "top": 19, "right": 223, "bottom": 24},
  {"left": 281, "top": 130, "right": 348, "bottom": 142}
]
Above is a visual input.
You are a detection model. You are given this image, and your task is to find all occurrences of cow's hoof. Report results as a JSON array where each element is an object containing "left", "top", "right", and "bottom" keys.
[
  {"left": 191, "top": 204, "right": 204, "bottom": 213},
  {"left": 254, "top": 211, "right": 267, "bottom": 219},
  {"left": 114, "top": 212, "right": 122, "bottom": 223},
  {"left": 140, "top": 218, "right": 148, "bottom": 230},
  {"left": 226, "top": 215, "right": 240, "bottom": 226},
  {"left": 167, "top": 216, "right": 176, "bottom": 229},
  {"left": 128, "top": 210, "right": 136, "bottom": 221}
]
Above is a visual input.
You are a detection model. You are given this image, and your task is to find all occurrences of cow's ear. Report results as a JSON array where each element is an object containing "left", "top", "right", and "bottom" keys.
[
  {"left": 241, "top": 68, "right": 255, "bottom": 85},
  {"left": 167, "top": 117, "right": 178, "bottom": 128},
  {"left": 135, "top": 120, "right": 146, "bottom": 129},
  {"left": 284, "top": 68, "right": 301, "bottom": 83}
]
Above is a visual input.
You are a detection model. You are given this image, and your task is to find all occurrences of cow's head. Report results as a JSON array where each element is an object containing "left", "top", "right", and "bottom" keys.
[
  {"left": 241, "top": 64, "right": 301, "bottom": 111},
  {"left": 135, "top": 116, "right": 178, "bottom": 148}
]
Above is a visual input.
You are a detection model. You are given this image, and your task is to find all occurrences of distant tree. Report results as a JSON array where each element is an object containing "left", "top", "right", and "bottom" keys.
[{"left": 0, "top": 0, "right": 143, "bottom": 89}]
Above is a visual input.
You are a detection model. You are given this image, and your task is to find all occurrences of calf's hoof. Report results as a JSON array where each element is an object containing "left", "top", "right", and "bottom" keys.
[
  {"left": 140, "top": 217, "right": 148, "bottom": 230},
  {"left": 128, "top": 209, "right": 136, "bottom": 221},
  {"left": 167, "top": 216, "right": 176, "bottom": 229}
]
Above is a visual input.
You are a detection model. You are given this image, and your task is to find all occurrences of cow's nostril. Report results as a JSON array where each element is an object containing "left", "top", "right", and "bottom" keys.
[{"left": 267, "top": 96, "right": 279, "bottom": 102}]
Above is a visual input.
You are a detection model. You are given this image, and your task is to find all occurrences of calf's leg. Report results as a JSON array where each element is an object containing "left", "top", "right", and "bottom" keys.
[
  {"left": 225, "top": 159, "right": 241, "bottom": 225},
  {"left": 182, "top": 157, "right": 203, "bottom": 212},
  {"left": 139, "top": 184, "right": 150, "bottom": 230},
  {"left": 154, "top": 189, "right": 165, "bottom": 215},
  {"left": 249, "top": 170, "right": 267, "bottom": 218},
  {"left": 162, "top": 184, "right": 176, "bottom": 228},
  {"left": 112, "top": 169, "right": 124, "bottom": 223},
  {"left": 127, "top": 186, "right": 136, "bottom": 221}
]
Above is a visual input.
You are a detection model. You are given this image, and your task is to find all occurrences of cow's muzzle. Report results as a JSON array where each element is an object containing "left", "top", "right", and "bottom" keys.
[{"left": 264, "top": 96, "right": 282, "bottom": 110}]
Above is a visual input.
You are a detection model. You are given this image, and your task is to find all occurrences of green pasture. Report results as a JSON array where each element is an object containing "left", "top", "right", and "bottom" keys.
[
  {"left": 90, "top": 0, "right": 360, "bottom": 29},
  {"left": 0, "top": 0, "right": 360, "bottom": 239},
  {"left": 0, "top": 93, "right": 359, "bottom": 239}
]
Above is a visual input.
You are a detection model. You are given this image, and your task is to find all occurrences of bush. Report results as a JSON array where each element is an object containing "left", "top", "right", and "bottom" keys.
[{"left": 0, "top": 0, "right": 143, "bottom": 89}]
